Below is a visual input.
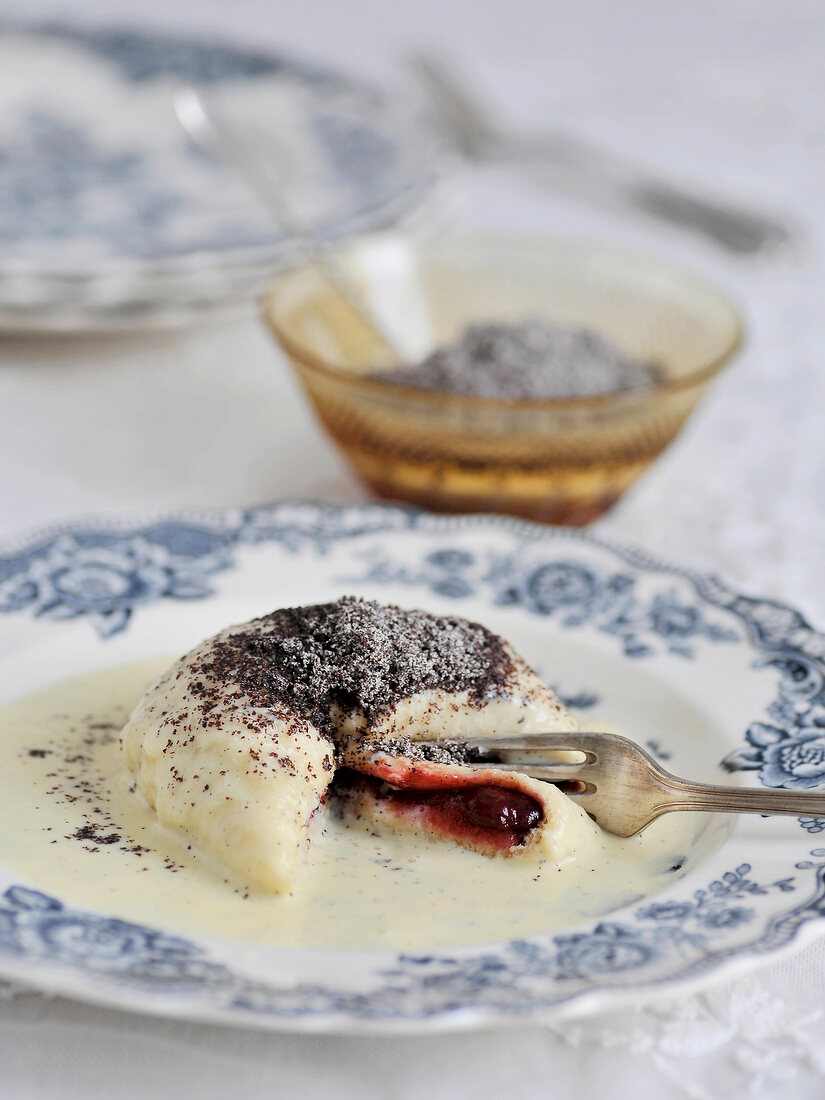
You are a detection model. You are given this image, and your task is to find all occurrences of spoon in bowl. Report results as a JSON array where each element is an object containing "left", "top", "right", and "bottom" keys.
[{"left": 174, "top": 85, "right": 402, "bottom": 363}]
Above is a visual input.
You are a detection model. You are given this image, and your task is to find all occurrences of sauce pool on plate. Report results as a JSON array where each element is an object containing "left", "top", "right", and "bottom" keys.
[{"left": 0, "top": 659, "right": 698, "bottom": 950}]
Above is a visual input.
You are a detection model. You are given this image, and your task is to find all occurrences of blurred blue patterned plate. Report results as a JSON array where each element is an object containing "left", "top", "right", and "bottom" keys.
[
  {"left": 0, "top": 22, "right": 435, "bottom": 329},
  {"left": 1, "top": 501, "right": 824, "bottom": 1032}
]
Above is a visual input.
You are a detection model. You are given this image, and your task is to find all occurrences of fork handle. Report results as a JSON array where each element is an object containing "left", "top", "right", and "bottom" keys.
[
  {"left": 487, "top": 133, "right": 790, "bottom": 255},
  {"left": 656, "top": 778, "right": 825, "bottom": 819}
]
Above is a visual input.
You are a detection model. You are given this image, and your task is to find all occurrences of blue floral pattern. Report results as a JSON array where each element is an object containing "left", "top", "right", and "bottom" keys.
[
  {"left": 0, "top": 529, "right": 233, "bottom": 637},
  {"left": 2, "top": 502, "right": 825, "bottom": 1026},
  {"left": 0, "top": 862, "right": 807, "bottom": 1021},
  {"left": 28, "top": 21, "right": 323, "bottom": 85},
  {"left": 0, "top": 112, "right": 185, "bottom": 258},
  {"left": 724, "top": 649, "right": 825, "bottom": 791},
  {"left": 0, "top": 506, "right": 417, "bottom": 637},
  {"left": 347, "top": 546, "right": 740, "bottom": 658},
  {"left": 2, "top": 23, "right": 431, "bottom": 267}
]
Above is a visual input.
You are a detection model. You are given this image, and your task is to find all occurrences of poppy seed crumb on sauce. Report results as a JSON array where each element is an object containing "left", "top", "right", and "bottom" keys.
[
  {"left": 374, "top": 319, "right": 662, "bottom": 400},
  {"left": 189, "top": 597, "right": 516, "bottom": 739},
  {"left": 72, "top": 824, "right": 121, "bottom": 845}
]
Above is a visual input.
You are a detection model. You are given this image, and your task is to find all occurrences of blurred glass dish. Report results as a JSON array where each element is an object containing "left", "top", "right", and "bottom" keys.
[
  {"left": 262, "top": 234, "right": 743, "bottom": 524},
  {"left": 0, "top": 21, "right": 435, "bottom": 332}
]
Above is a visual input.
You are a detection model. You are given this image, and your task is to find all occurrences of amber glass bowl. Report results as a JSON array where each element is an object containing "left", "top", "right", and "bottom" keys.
[{"left": 261, "top": 234, "right": 743, "bottom": 524}]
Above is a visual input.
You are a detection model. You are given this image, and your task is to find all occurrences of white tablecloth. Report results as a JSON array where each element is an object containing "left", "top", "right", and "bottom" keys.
[{"left": 2, "top": 0, "right": 824, "bottom": 1095}]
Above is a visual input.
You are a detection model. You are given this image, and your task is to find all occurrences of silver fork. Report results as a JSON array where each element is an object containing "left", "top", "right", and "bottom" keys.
[
  {"left": 412, "top": 730, "right": 825, "bottom": 836},
  {"left": 409, "top": 51, "right": 792, "bottom": 257}
]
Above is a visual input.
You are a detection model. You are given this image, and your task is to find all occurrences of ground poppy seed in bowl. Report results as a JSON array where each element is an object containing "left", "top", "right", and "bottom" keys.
[
  {"left": 264, "top": 235, "right": 741, "bottom": 522},
  {"left": 374, "top": 319, "right": 662, "bottom": 399}
]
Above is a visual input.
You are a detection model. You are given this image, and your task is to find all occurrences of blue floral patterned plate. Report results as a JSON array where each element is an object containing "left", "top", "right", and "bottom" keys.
[
  {"left": 0, "top": 22, "right": 434, "bottom": 329},
  {"left": 1, "top": 501, "right": 824, "bottom": 1033}
]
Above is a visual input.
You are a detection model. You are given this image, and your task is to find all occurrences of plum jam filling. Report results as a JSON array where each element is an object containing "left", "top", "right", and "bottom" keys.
[{"left": 335, "top": 768, "right": 545, "bottom": 851}]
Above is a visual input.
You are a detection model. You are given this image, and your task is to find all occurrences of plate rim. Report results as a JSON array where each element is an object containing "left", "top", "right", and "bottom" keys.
[{"left": 1, "top": 498, "right": 824, "bottom": 1033}]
